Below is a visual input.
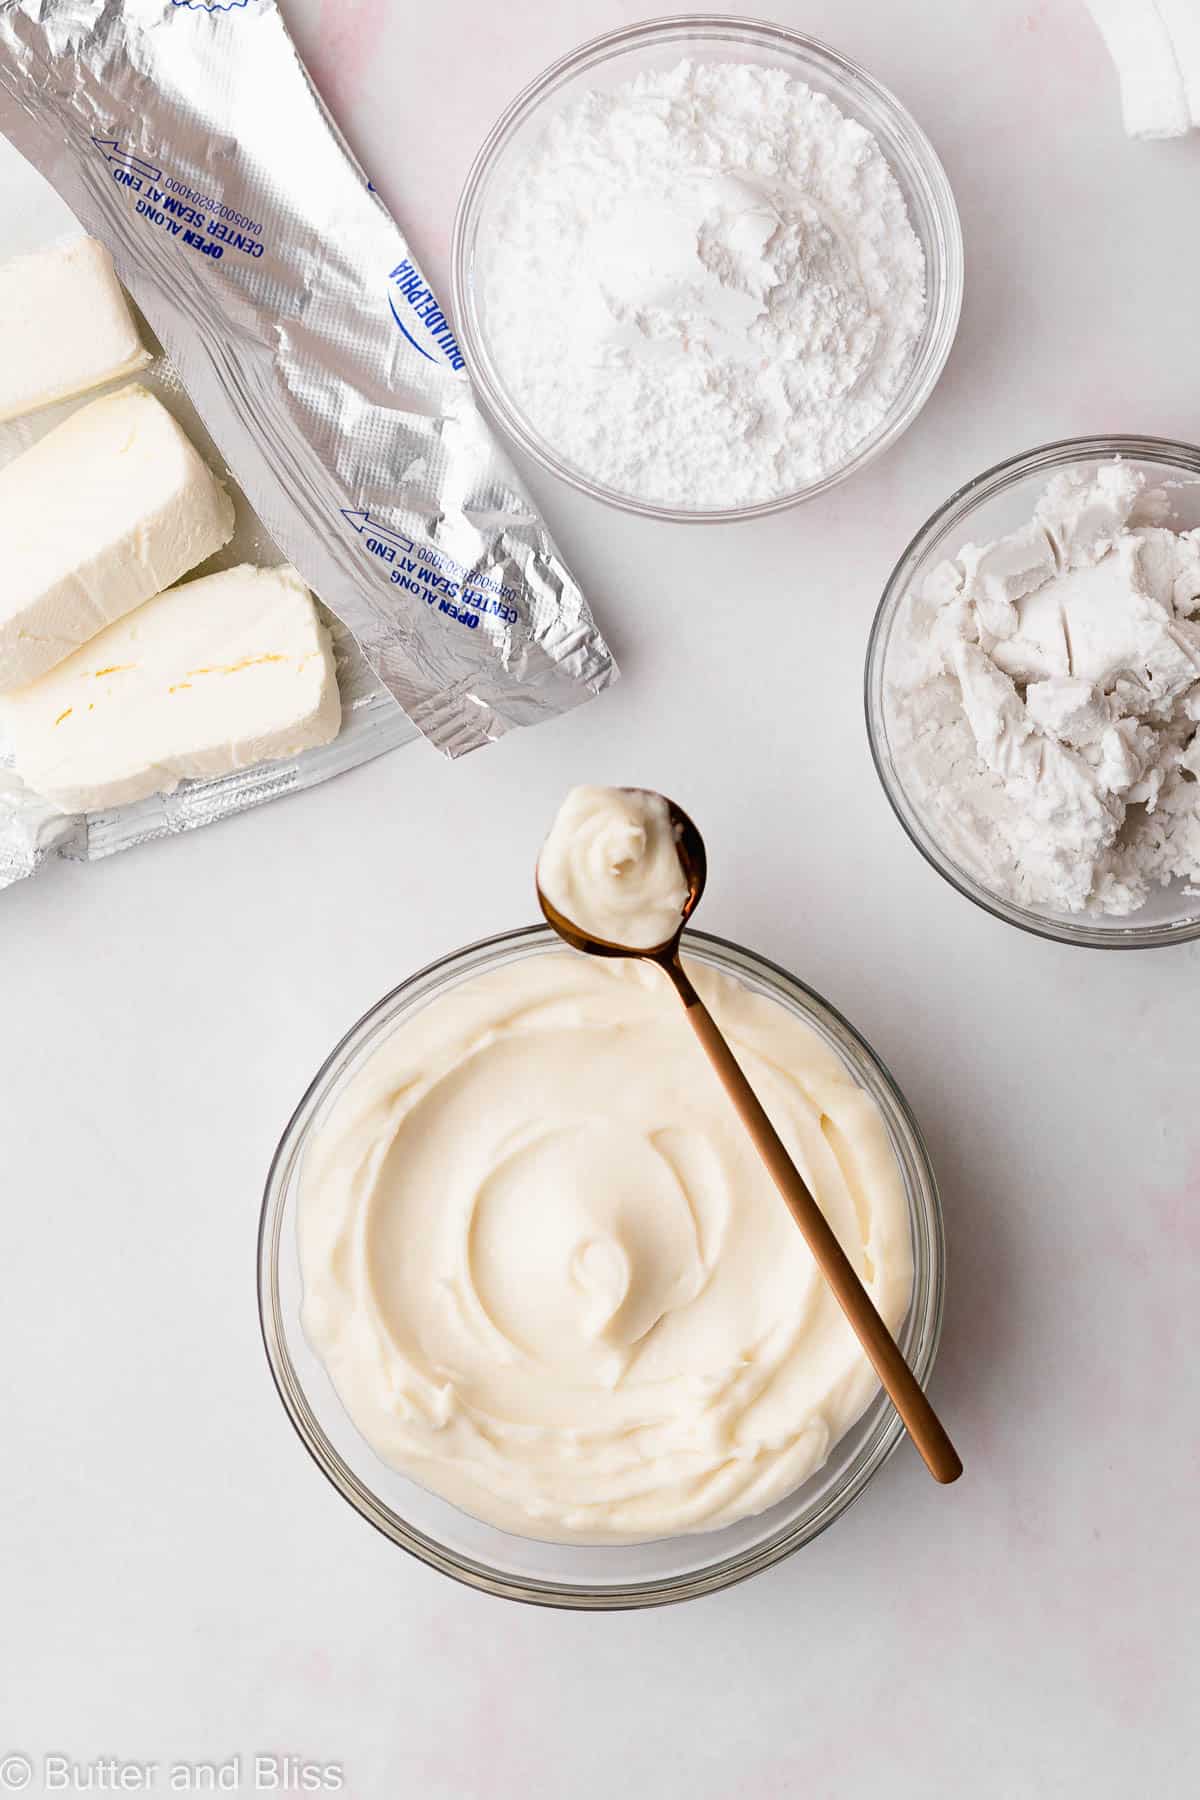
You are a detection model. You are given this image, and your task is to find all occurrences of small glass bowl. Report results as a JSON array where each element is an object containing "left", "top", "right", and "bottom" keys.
[
  {"left": 450, "top": 16, "right": 963, "bottom": 523},
  {"left": 866, "top": 435, "right": 1200, "bottom": 949},
  {"left": 259, "top": 925, "right": 945, "bottom": 1610}
]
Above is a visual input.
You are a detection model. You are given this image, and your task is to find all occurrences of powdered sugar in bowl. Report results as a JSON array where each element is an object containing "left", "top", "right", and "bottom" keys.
[{"left": 451, "top": 18, "right": 962, "bottom": 522}]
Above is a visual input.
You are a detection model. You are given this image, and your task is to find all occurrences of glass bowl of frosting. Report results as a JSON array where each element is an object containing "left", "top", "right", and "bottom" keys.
[
  {"left": 450, "top": 17, "right": 963, "bottom": 522},
  {"left": 867, "top": 435, "right": 1200, "bottom": 949},
  {"left": 259, "top": 925, "right": 945, "bottom": 1609}
]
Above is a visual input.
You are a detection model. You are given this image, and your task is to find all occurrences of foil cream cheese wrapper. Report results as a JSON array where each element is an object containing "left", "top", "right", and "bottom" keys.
[
  {"left": 0, "top": 0, "right": 616, "bottom": 775},
  {"left": 0, "top": 184, "right": 419, "bottom": 888}
]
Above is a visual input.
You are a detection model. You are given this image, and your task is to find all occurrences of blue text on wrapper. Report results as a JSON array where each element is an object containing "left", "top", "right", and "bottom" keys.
[
  {"left": 339, "top": 509, "right": 520, "bottom": 631},
  {"left": 387, "top": 260, "right": 465, "bottom": 371}
]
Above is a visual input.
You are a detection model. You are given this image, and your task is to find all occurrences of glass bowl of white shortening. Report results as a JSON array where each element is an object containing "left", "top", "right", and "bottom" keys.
[
  {"left": 259, "top": 926, "right": 946, "bottom": 1609},
  {"left": 866, "top": 435, "right": 1200, "bottom": 949},
  {"left": 450, "top": 16, "right": 963, "bottom": 523}
]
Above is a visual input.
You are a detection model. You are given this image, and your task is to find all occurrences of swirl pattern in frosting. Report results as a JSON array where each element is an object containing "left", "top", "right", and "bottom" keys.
[{"left": 299, "top": 953, "right": 912, "bottom": 1544}]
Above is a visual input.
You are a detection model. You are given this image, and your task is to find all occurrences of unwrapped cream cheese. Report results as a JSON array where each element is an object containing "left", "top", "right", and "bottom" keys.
[
  {"left": 886, "top": 462, "right": 1200, "bottom": 916},
  {"left": 0, "top": 237, "right": 150, "bottom": 424},
  {"left": 0, "top": 384, "right": 235, "bottom": 692},
  {"left": 298, "top": 952, "right": 912, "bottom": 1544},
  {"left": 2, "top": 564, "right": 340, "bottom": 812}
]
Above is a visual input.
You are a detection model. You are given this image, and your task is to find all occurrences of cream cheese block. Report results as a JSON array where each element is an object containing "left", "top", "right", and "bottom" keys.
[
  {"left": 0, "top": 383, "right": 236, "bottom": 693},
  {"left": 0, "top": 237, "right": 151, "bottom": 424},
  {"left": 1, "top": 564, "right": 342, "bottom": 813}
]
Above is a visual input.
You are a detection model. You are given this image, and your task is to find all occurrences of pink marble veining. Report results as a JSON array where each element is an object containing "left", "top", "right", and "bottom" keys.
[
  {"left": 310, "top": 0, "right": 393, "bottom": 124},
  {"left": 1149, "top": 1150, "right": 1200, "bottom": 1264}
]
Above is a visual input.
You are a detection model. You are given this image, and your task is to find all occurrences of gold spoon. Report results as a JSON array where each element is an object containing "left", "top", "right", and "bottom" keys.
[{"left": 537, "top": 789, "right": 962, "bottom": 1486}]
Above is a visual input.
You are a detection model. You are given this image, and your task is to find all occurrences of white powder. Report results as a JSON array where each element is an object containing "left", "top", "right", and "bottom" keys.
[
  {"left": 480, "top": 60, "right": 927, "bottom": 509},
  {"left": 886, "top": 464, "right": 1200, "bottom": 917}
]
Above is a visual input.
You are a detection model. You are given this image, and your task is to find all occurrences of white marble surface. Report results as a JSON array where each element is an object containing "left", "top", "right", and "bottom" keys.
[{"left": 2, "top": 1, "right": 1198, "bottom": 1794}]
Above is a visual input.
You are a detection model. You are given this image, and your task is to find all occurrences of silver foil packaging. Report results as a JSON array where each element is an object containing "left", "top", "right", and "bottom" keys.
[
  {"left": 0, "top": 205, "right": 418, "bottom": 887},
  {"left": 0, "top": 0, "right": 616, "bottom": 882}
]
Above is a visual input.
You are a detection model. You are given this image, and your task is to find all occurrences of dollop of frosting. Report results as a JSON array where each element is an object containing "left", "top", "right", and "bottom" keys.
[
  {"left": 299, "top": 954, "right": 913, "bottom": 1544},
  {"left": 537, "top": 784, "right": 689, "bottom": 949}
]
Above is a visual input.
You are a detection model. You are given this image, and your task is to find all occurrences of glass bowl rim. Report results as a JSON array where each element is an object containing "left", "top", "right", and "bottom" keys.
[
  {"left": 258, "top": 922, "right": 946, "bottom": 1610},
  {"left": 449, "top": 12, "right": 964, "bottom": 524},
  {"left": 865, "top": 432, "right": 1200, "bottom": 950}
]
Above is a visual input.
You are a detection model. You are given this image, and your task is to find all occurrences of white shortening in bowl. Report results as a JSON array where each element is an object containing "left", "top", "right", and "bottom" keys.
[{"left": 886, "top": 463, "right": 1200, "bottom": 917}]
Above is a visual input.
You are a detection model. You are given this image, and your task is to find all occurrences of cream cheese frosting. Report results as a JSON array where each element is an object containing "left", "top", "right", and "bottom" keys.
[
  {"left": 537, "top": 784, "right": 689, "bottom": 948},
  {"left": 298, "top": 952, "right": 913, "bottom": 1544}
]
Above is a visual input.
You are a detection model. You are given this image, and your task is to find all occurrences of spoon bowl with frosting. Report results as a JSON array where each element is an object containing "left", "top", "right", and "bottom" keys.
[{"left": 536, "top": 784, "right": 703, "bottom": 955}]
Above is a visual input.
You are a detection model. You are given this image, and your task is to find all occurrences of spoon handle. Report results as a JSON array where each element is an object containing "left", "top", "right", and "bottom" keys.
[{"left": 667, "top": 958, "right": 962, "bottom": 1486}]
